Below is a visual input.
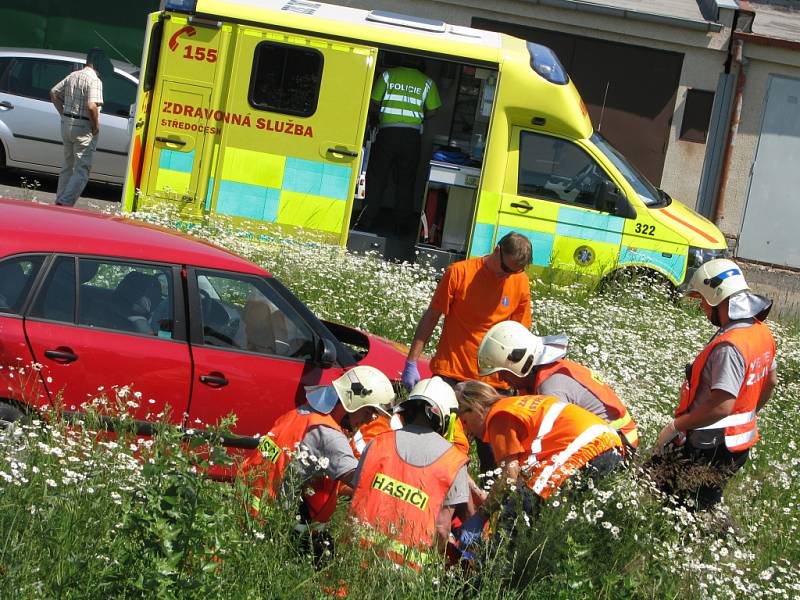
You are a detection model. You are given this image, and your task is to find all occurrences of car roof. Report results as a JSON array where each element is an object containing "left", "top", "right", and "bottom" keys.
[
  {"left": 0, "top": 198, "right": 268, "bottom": 275},
  {"left": 0, "top": 47, "right": 139, "bottom": 78}
]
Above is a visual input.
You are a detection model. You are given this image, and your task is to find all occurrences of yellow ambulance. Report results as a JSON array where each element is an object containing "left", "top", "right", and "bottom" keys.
[{"left": 124, "top": 0, "right": 727, "bottom": 285}]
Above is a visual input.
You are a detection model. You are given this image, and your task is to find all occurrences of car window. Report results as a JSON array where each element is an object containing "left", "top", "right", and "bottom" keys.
[
  {"left": 518, "top": 130, "right": 614, "bottom": 211},
  {"left": 29, "top": 256, "right": 76, "bottom": 323},
  {"left": 77, "top": 259, "right": 173, "bottom": 337},
  {"left": 196, "top": 271, "right": 315, "bottom": 360},
  {"left": 0, "top": 57, "right": 13, "bottom": 84},
  {"left": 103, "top": 72, "right": 136, "bottom": 117},
  {"left": 2, "top": 58, "right": 79, "bottom": 101},
  {"left": 0, "top": 255, "right": 45, "bottom": 315}
]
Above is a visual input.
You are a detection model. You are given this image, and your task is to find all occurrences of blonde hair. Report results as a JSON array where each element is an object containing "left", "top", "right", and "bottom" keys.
[{"left": 453, "top": 380, "right": 501, "bottom": 413}]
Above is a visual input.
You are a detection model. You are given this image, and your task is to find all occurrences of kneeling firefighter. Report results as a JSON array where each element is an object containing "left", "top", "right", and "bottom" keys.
[
  {"left": 454, "top": 380, "right": 624, "bottom": 548},
  {"left": 478, "top": 320, "right": 639, "bottom": 449},
  {"left": 348, "top": 376, "right": 469, "bottom": 571},
  {"left": 240, "top": 366, "right": 395, "bottom": 524}
]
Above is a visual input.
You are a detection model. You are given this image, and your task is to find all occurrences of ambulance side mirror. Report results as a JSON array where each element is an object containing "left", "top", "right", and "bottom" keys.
[{"left": 597, "top": 180, "right": 637, "bottom": 219}]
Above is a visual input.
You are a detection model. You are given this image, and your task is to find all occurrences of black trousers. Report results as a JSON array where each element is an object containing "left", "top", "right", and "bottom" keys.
[{"left": 362, "top": 127, "right": 421, "bottom": 226}]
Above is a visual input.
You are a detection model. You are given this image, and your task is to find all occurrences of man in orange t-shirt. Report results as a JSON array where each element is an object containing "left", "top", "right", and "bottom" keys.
[{"left": 403, "top": 232, "right": 532, "bottom": 471}]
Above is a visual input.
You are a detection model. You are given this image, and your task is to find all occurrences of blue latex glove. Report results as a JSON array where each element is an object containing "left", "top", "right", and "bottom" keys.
[
  {"left": 401, "top": 361, "right": 420, "bottom": 391},
  {"left": 458, "top": 513, "right": 486, "bottom": 548}
]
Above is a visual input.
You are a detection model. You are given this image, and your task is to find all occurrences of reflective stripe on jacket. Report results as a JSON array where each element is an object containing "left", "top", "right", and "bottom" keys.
[
  {"left": 534, "top": 359, "right": 639, "bottom": 447},
  {"left": 349, "top": 430, "right": 467, "bottom": 570},
  {"left": 676, "top": 320, "right": 776, "bottom": 452},
  {"left": 485, "top": 396, "right": 622, "bottom": 499},
  {"left": 240, "top": 407, "right": 341, "bottom": 522},
  {"left": 374, "top": 67, "right": 437, "bottom": 127}
]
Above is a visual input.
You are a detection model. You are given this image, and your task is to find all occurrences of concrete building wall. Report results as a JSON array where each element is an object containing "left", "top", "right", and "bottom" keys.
[{"left": 718, "top": 43, "right": 800, "bottom": 242}]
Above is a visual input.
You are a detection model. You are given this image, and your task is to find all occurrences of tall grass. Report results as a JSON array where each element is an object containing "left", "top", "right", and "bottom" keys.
[{"left": 1, "top": 208, "right": 797, "bottom": 598}]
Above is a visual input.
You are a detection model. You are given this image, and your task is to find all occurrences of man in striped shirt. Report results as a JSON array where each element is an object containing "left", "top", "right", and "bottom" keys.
[
  {"left": 358, "top": 55, "right": 441, "bottom": 232},
  {"left": 49, "top": 48, "right": 105, "bottom": 207}
]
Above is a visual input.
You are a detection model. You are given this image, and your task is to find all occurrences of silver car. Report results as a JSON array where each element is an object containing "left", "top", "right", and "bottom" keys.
[{"left": 0, "top": 48, "right": 139, "bottom": 185}]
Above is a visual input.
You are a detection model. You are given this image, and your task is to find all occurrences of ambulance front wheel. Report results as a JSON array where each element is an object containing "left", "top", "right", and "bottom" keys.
[{"left": 599, "top": 267, "right": 677, "bottom": 300}]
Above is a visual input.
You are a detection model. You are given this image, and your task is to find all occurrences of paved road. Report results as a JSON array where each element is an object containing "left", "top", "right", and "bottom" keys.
[{"left": 0, "top": 166, "right": 121, "bottom": 213}]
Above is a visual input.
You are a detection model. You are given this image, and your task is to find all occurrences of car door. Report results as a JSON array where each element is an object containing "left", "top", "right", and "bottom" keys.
[
  {"left": 91, "top": 69, "right": 138, "bottom": 181},
  {"left": 0, "top": 254, "right": 47, "bottom": 407},
  {"left": 186, "top": 268, "right": 339, "bottom": 437},
  {"left": 498, "top": 128, "right": 626, "bottom": 280},
  {"left": 0, "top": 56, "right": 78, "bottom": 170},
  {"left": 24, "top": 255, "right": 192, "bottom": 424}
]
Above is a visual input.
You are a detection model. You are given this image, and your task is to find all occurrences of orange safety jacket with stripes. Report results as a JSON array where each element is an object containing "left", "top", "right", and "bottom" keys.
[
  {"left": 240, "top": 407, "right": 341, "bottom": 522},
  {"left": 484, "top": 395, "right": 622, "bottom": 499},
  {"left": 675, "top": 320, "right": 776, "bottom": 452},
  {"left": 351, "top": 414, "right": 471, "bottom": 457},
  {"left": 349, "top": 430, "right": 467, "bottom": 571},
  {"left": 532, "top": 359, "right": 639, "bottom": 447}
]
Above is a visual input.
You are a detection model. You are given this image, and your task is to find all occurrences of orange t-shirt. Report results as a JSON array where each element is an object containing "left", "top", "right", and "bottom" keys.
[
  {"left": 429, "top": 255, "right": 531, "bottom": 387},
  {"left": 487, "top": 412, "right": 528, "bottom": 463}
]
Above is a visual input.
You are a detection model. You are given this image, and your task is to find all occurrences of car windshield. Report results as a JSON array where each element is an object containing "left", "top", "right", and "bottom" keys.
[{"left": 591, "top": 132, "right": 662, "bottom": 206}]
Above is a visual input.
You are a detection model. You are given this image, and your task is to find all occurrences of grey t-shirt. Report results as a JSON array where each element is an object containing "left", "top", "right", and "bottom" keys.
[
  {"left": 538, "top": 372, "right": 612, "bottom": 422},
  {"left": 687, "top": 321, "right": 777, "bottom": 449},
  {"left": 283, "top": 406, "right": 358, "bottom": 485},
  {"left": 352, "top": 424, "right": 469, "bottom": 507}
]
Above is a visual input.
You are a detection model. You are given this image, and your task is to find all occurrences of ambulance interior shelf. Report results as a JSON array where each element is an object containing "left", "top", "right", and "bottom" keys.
[{"left": 419, "top": 160, "right": 480, "bottom": 256}]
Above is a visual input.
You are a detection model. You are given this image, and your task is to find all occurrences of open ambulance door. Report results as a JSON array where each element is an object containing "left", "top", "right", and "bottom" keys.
[
  {"left": 204, "top": 26, "right": 376, "bottom": 245},
  {"left": 134, "top": 16, "right": 223, "bottom": 217},
  {"left": 497, "top": 127, "right": 625, "bottom": 281}
]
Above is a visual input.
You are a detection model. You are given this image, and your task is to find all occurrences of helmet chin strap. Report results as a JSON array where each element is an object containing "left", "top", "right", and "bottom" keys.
[{"left": 710, "top": 305, "right": 722, "bottom": 327}]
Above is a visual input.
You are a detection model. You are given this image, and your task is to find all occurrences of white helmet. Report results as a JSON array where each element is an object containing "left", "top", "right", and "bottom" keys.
[
  {"left": 399, "top": 376, "right": 458, "bottom": 436},
  {"left": 478, "top": 321, "right": 568, "bottom": 377},
  {"left": 311, "top": 366, "right": 394, "bottom": 416},
  {"left": 688, "top": 259, "right": 749, "bottom": 307}
]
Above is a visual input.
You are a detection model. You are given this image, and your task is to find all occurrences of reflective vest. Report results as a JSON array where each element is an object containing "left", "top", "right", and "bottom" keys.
[
  {"left": 351, "top": 415, "right": 392, "bottom": 457},
  {"left": 240, "top": 407, "right": 341, "bottom": 522},
  {"left": 533, "top": 359, "right": 639, "bottom": 447},
  {"left": 353, "top": 414, "right": 470, "bottom": 458},
  {"left": 373, "top": 67, "right": 439, "bottom": 127},
  {"left": 676, "top": 320, "right": 776, "bottom": 452},
  {"left": 349, "top": 430, "right": 467, "bottom": 571},
  {"left": 485, "top": 396, "right": 622, "bottom": 499}
]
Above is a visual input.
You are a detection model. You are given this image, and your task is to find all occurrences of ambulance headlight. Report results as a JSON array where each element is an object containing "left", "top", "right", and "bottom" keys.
[
  {"left": 526, "top": 42, "right": 569, "bottom": 85},
  {"left": 163, "top": 0, "right": 197, "bottom": 12}
]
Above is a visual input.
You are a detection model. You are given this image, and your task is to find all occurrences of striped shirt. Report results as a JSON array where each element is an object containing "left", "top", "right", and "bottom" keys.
[
  {"left": 50, "top": 66, "right": 103, "bottom": 119},
  {"left": 371, "top": 67, "right": 441, "bottom": 129}
]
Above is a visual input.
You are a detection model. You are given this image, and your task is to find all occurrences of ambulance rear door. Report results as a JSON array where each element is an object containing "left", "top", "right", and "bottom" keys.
[
  {"left": 137, "top": 16, "right": 226, "bottom": 217},
  {"left": 209, "top": 26, "right": 376, "bottom": 245}
]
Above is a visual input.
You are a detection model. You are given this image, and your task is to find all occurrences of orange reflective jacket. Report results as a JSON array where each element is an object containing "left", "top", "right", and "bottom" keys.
[
  {"left": 534, "top": 359, "right": 639, "bottom": 447},
  {"left": 485, "top": 396, "right": 622, "bottom": 499},
  {"left": 676, "top": 320, "right": 776, "bottom": 452},
  {"left": 351, "top": 415, "right": 392, "bottom": 458},
  {"left": 240, "top": 407, "right": 342, "bottom": 522},
  {"left": 349, "top": 430, "right": 467, "bottom": 570}
]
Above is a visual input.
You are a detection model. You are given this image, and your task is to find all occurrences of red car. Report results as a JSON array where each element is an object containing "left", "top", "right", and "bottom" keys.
[{"left": 0, "top": 199, "right": 428, "bottom": 438}]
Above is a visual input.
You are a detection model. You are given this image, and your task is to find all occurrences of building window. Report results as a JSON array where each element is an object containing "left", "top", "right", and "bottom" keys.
[
  {"left": 680, "top": 89, "right": 715, "bottom": 143},
  {"left": 249, "top": 42, "right": 323, "bottom": 117}
]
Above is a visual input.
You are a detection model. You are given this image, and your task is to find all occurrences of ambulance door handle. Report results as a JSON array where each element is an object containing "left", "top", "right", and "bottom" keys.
[
  {"left": 327, "top": 147, "right": 358, "bottom": 158},
  {"left": 510, "top": 201, "right": 533, "bottom": 212},
  {"left": 156, "top": 136, "right": 187, "bottom": 146}
]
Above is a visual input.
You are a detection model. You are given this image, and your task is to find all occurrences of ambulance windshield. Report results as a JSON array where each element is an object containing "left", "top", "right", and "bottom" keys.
[{"left": 592, "top": 133, "right": 661, "bottom": 207}]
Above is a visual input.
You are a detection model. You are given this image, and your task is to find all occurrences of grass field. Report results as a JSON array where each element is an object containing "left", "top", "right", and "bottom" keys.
[{"left": 1, "top": 210, "right": 797, "bottom": 598}]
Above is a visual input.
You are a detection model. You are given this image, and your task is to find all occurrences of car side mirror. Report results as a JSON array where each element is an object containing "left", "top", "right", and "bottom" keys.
[
  {"left": 317, "top": 338, "right": 337, "bottom": 368},
  {"left": 596, "top": 180, "right": 637, "bottom": 219}
]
